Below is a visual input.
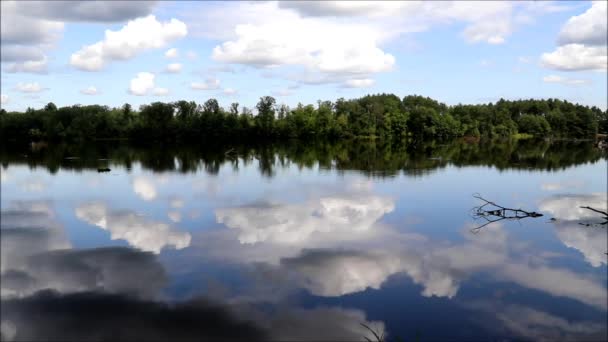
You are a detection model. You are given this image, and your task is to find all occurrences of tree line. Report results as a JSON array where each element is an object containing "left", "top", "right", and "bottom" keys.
[{"left": 1, "top": 94, "right": 605, "bottom": 142}]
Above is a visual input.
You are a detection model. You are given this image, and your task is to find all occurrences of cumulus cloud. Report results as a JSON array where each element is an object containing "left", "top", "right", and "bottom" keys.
[
  {"left": 132, "top": 175, "right": 157, "bottom": 200},
  {"left": 216, "top": 194, "right": 395, "bottom": 244},
  {"left": 165, "top": 63, "right": 182, "bottom": 73},
  {"left": 4, "top": 56, "right": 48, "bottom": 74},
  {"left": 1, "top": 202, "right": 69, "bottom": 274},
  {"left": 164, "top": 48, "right": 178, "bottom": 58},
  {"left": 128, "top": 72, "right": 156, "bottom": 96},
  {"left": 280, "top": 249, "right": 404, "bottom": 296},
  {"left": 210, "top": 2, "right": 395, "bottom": 83},
  {"left": 191, "top": 78, "right": 220, "bottom": 90},
  {"left": 80, "top": 86, "right": 99, "bottom": 95},
  {"left": 557, "top": 1, "right": 607, "bottom": 46},
  {"left": 279, "top": 1, "right": 412, "bottom": 18},
  {"left": 540, "top": 193, "right": 607, "bottom": 267},
  {"left": 541, "top": 44, "right": 607, "bottom": 72},
  {"left": 75, "top": 202, "right": 191, "bottom": 254},
  {"left": 501, "top": 263, "right": 607, "bottom": 309},
  {"left": 539, "top": 193, "right": 607, "bottom": 221},
  {"left": 10, "top": 1, "right": 158, "bottom": 23},
  {"left": 70, "top": 15, "right": 187, "bottom": 71},
  {"left": 1, "top": 94, "right": 8, "bottom": 105},
  {"left": 2, "top": 247, "right": 166, "bottom": 299},
  {"left": 554, "top": 220, "right": 607, "bottom": 267},
  {"left": 541, "top": 2, "right": 607, "bottom": 72},
  {"left": 342, "top": 78, "right": 375, "bottom": 88},
  {"left": 0, "top": 1, "right": 62, "bottom": 65},
  {"left": 14, "top": 82, "right": 47, "bottom": 93},
  {"left": 1, "top": 1, "right": 156, "bottom": 73}
]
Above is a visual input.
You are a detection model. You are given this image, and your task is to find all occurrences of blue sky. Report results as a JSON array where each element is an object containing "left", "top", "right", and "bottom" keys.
[{"left": 1, "top": 1, "right": 606, "bottom": 112}]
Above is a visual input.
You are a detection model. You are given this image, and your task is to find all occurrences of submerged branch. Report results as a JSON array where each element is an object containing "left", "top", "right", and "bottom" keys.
[
  {"left": 579, "top": 206, "right": 608, "bottom": 226},
  {"left": 470, "top": 193, "right": 543, "bottom": 233}
]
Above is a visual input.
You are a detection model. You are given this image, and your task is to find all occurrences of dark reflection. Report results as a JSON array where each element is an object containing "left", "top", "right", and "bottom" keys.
[
  {"left": 1, "top": 290, "right": 268, "bottom": 342},
  {"left": 1, "top": 138, "right": 605, "bottom": 176}
]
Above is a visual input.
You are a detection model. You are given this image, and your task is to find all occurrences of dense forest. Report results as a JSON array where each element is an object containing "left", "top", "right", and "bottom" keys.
[{"left": 1, "top": 94, "right": 606, "bottom": 143}]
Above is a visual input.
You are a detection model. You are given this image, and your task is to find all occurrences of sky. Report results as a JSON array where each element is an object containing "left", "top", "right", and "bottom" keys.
[{"left": 0, "top": 1, "right": 606, "bottom": 112}]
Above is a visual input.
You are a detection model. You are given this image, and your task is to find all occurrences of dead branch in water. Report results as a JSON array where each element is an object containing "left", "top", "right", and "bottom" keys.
[
  {"left": 470, "top": 193, "right": 543, "bottom": 233},
  {"left": 579, "top": 206, "right": 608, "bottom": 226}
]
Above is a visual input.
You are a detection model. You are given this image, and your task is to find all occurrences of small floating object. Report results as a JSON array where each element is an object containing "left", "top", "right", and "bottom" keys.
[{"left": 97, "top": 168, "right": 111, "bottom": 172}]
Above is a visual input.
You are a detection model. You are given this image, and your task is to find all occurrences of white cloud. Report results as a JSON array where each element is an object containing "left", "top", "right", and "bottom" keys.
[
  {"left": 132, "top": 175, "right": 157, "bottom": 200},
  {"left": 164, "top": 48, "right": 178, "bottom": 58},
  {"left": 272, "top": 88, "right": 294, "bottom": 97},
  {"left": 153, "top": 87, "right": 170, "bottom": 96},
  {"left": 70, "top": 15, "right": 187, "bottom": 71},
  {"left": 165, "top": 63, "right": 182, "bottom": 73},
  {"left": 281, "top": 249, "right": 404, "bottom": 296},
  {"left": 5, "top": 56, "right": 48, "bottom": 74},
  {"left": 223, "top": 88, "right": 237, "bottom": 95},
  {"left": 190, "top": 78, "right": 220, "bottom": 90},
  {"left": 554, "top": 220, "right": 607, "bottom": 267},
  {"left": 80, "top": 86, "right": 99, "bottom": 95},
  {"left": 211, "top": 3, "right": 395, "bottom": 80},
  {"left": 541, "top": 44, "right": 607, "bottom": 72},
  {"left": 75, "top": 202, "right": 191, "bottom": 254},
  {"left": 539, "top": 193, "right": 607, "bottom": 221},
  {"left": 342, "top": 78, "right": 375, "bottom": 88},
  {"left": 542, "top": 75, "right": 591, "bottom": 86},
  {"left": 216, "top": 194, "right": 394, "bottom": 244},
  {"left": 128, "top": 72, "right": 156, "bottom": 96},
  {"left": 1, "top": 94, "right": 8, "bottom": 105},
  {"left": 541, "top": 2, "right": 607, "bottom": 72},
  {"left": 557, "top": 1, "right": 607, "bottom": 46},
  {"left": 14, "top": 82, "right": 46, "bottom": 93},
  {"left": 540, "top": 193, "right": 608, "bottom": 267},
  {"left": 279, "top": 1, "right": 413, "bottom": 18},
  {"left": 501, "top": 264, "right": 607, "bottom": 309}
]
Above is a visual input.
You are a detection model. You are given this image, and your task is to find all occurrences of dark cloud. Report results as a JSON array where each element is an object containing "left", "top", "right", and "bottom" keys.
[
  {"left": 1, "top": 290, "right": 268, "bottom": 342},
  {"left": 12, "top": 1, "right": 158, "bottom": 23}
]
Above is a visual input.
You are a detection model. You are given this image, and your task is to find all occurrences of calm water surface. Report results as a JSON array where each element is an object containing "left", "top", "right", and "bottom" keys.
[{"left": 1, "top": 140, "right": 607, "bottom": 341}]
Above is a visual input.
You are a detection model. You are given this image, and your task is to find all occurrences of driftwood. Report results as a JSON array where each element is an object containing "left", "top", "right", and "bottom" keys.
[
  {"left": 470, "top": 194, "right": 543, "bottom": 233},
  {"left": 97, "top": 168, "right": 111, "bottom": 173},
  {"left": 579, "top": 206, "right": 608, "bottom": 226}
]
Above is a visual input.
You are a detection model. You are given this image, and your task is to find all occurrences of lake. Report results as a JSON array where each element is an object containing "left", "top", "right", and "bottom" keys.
[{"left": 1, "top": 139, "right": 607, "bottom": 341}]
